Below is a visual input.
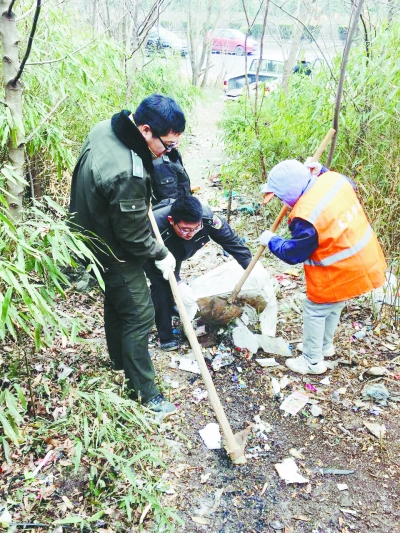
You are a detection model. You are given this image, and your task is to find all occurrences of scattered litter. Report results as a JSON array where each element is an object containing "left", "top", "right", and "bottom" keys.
[
  {"left": 52, "top": 406, "right": 67, "bottom": 420},
  {"left": 280, "top": 391, "right": 309, "bottom": 416},
  {"left": 279, "top": 375, "right": 291, "bottom": 390},
  {"left": 255, "top": 335, "right": 292, "bottom": 357},
  {"left": 200, "top": 472, "right": 211, "bottom": 484},
  {"left": 270, "top": 520, "right": 285, "bottom": 530},
  {"left": 310, "top": 404, "right": 323, "bottom": 417},
  {"left": 353, "top": 328, "right": 367, "bottom": 339},
  {"left": 320, "top": 376, "right": 331, "bottom": 385},
  {"left": 363, "top": 421, "right": 386, "bottom": 439},
  {"left": 305, "top": 383, "right": 317, "bottom": 393},
  {"left": 211, "top": 344, "right": 234, "bottom": 371},
  {"left": 337, "top": 483, "right": 349, "bottom": 491},
  {"left": 362, "top": 383, "right": 390, "bottom": 405},
  {"left": 253, "top": 415, "right": 273, "bottom": 437},
  {"left": 164, "top": 376, "right": 180, "bottom": 389},
  {"left": 313, "top": 468, "right": 355, "bottom": 475},
  {"left": 57, "top": 363, "right": 74, "bottom": 380},
  {"left": 366, "top": 366, "right": 388, "bottom": 376},
  {"left": 289, "top": 448, "right": 304, "bottom": 460},
  {"left": 191, "top": 516, "right": 209, "bottom": 525},
  {"left": 242, "top": 303, "right": 258, "bottom": 324},
  {"left": 256, "top": 357, "right": 279, "bottom": 368},
  {"left": 232, "top": 326, "right": 259, "bottom": 354},
  {"left": 0, "top": 506, "right": 12, "bottom": 526},
  {"left": 170, "top": 355, "right": 200, "bottom": 374},
  {"left": 199, "top": 423, "right": 221, "bottom": 449},
  {"left": 195, "top": 488, "right": 224, "bottom": 517},
  {"left": 271, "top": 377, "right": 281, "bottom": 396},
  {"left": 340, "top": 508, "right": 358, "bottom": 516},
  {"left": 275, "top": 458, "right": 309, "bottom": 484},
  {"left": 192, "top": 388, "right": 208, "bottom": 403}
]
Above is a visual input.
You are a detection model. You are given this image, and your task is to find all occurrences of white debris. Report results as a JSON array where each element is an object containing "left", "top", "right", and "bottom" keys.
[
  {"left": 310, "top": 404, "right": 323, "bottom": 417},
  {"left": 232, "top": 326, "right": 259, "bottom": 354},
  {"left": 275, "top": 458, "right": 309, "bottom": 484},
  {"left": 199, "top": 423, "right": 221, "bottom": 449},
  {"left": 256, "top": 357, "right": 279, "bottom": 368},
  {"left": 255, "top": 335, "right": 292, "bottom": 357},
  {"left": 280, "top": 391, "right": 309, "bottom": 416}
]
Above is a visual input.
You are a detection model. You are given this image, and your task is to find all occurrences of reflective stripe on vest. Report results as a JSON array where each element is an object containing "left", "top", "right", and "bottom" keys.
[
  {"left": 305, "top": 225, "right": 373, "bottom": 267},
  {"left": 307, "top": 175, "right": 347, "bottom": 225}
]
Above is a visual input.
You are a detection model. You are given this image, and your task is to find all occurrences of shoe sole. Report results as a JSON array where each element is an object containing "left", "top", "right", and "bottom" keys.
[{"left": 161, "top": 345, "right": 179, "bottom": 351}]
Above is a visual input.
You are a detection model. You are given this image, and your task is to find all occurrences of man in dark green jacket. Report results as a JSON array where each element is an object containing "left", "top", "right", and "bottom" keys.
[{"left": 69, "top": 94, "right": 185, "bottom": 416}]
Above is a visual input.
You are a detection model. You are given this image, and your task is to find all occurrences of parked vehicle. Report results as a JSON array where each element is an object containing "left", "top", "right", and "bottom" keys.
[
  {"left": 223, "top": 57, "right": 284, "bottom": 99},
  {"left": 145, "top": 27, "right": 188, "bottom": 56},
  {"left": 210, "top": 29, "right": 259, "bottom": 56}
]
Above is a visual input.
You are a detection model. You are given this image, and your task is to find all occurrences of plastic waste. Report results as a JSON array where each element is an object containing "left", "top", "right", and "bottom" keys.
[
  {"left": 256, "top": 335, "right": 292, "bottom": 357},
  {"left": 256, "top": 357, "right": 279, "bottom": 368},
  {"left": 274, "top": 458, "right": 309, "bottom": 484},
  {"left": 199, "top": 423, "right": 221, "bottom": 449},
  {"left": 362, "top": 383, "right": 390, "bottom": 405},
  {"left": 371, "top": 272, "right": 399, "bottom": 313},
  {"left": 310, "top": 404, "right": 323, "bottom": 417},
  {"left": 232, "top": 326, "right": 259, "bottom": 354},
  {"left": 211, "top": 343, "right": 234, "bottom": 371}
]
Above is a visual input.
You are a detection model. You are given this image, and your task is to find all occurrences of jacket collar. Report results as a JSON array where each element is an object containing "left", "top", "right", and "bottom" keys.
[{"left": 111, "top": 110, "right": 154, "bottom": 174}]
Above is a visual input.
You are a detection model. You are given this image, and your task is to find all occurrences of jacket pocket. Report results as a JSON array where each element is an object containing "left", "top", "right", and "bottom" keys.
[{"left": 119, "top": 198, "right": 147, "bottom": 213}]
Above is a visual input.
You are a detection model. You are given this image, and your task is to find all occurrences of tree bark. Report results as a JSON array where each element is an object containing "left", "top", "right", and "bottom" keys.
[
  {"left": 327, "top": 0, "right": 365, "bottom": 166},
  {"left": 281, "top": 0, "right": 312, "bottom": 90},
  {"left": 0, "top": 1, "right": 26, "bottom": 219}
]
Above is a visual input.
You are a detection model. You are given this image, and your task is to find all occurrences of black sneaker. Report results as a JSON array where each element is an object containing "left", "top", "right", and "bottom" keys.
[
  {"left": 160, "top": 339, "right": 180, "bottom": 351},
  {"left": 171, "top": 306, "right": 180, "bottom": 317},
  {"left": 144, "top": 393, "right": 177, "bottom": 415}
]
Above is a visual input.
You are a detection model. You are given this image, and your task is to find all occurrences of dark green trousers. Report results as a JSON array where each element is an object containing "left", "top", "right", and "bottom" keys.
[{"left": 102, "top": 263, "right": 159, "bottom": 403}]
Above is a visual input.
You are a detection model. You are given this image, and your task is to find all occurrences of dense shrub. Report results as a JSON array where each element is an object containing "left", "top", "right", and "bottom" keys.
[{"left": 219, "top": 22, "right": 400, "bottom": 258}]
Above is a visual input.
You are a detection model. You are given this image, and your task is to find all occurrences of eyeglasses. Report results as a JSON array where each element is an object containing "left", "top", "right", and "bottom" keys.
[
  {"left": 158, "top": 136, "right": 179, "bottom": 152},
  {"left": 176, "top": 221, "right": 203, "bottom": 235}
]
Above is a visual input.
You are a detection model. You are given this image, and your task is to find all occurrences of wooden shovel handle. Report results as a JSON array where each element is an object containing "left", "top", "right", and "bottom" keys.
[
  {"left": 148, "top": 207, "right": 246, "bottom": 464},
  {"left": 228, "top": 128, "right": 336, "bottom": 304}
]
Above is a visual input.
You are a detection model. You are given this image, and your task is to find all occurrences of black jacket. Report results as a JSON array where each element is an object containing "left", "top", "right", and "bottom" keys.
[
  {"left": 145, "top": 200, "right": 252, "bottom": 281},
  {"left": 151, "top": 150, "right": 191, "bottom": 205},
  {"left": 69, "top": 110, "right": 167, "bottom": 267}
]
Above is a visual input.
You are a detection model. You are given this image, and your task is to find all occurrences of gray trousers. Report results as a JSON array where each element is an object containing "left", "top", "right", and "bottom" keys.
[{"left": 302, "top": 297, "right": 346, "bottom": 363}]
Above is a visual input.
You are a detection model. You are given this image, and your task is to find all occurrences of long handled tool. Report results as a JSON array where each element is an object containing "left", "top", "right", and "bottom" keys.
[
  {"left": 148, "top": 208, "right": 251, "bottom": 465},
  {"left": 228, "top": 128, "right": 336, "bottom": 304}
]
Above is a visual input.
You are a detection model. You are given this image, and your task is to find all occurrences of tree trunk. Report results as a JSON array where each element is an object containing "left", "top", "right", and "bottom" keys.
[
  {"left": 0, "top": 1, "right": 26, "bottom": 219},
  {"left": 281, "top": 0, "right": 312, "bottom": 90}
]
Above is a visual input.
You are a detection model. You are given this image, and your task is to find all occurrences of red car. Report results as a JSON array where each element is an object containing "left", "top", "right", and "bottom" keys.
[{"left": 210, "top": 29, "right": 259, "bottom": 56}]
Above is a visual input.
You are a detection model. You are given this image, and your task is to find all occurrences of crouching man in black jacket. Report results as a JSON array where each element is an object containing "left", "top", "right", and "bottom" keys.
[{"left": 144, "top": 196, "right": 252, "bottom": 350}]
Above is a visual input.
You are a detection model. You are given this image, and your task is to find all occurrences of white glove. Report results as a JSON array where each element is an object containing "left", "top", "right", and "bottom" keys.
[
  {"left": 178, "top": 282, "right": 198, "bottom": 320},
  {"left": 178, "top": 282, "right": 197, "bottom": 306},
  {"left": 155, "top": 252, "right": 176, "bottom": 280},
  {"left": 259, "top": 229, "right": 275, "bottom": 246},
  {"left": 304, "top": 157, "right": 322, "bottom": 176}
]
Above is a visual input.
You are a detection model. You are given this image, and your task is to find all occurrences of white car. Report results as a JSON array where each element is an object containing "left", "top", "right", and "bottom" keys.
[{"left": 223, "top": 57, "right": 284, "bottom": 99}]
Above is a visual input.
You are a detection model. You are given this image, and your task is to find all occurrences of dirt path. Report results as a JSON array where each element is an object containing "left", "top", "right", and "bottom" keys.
[{"left": 150, "top": 94, "right": 400, "bottom": 533}]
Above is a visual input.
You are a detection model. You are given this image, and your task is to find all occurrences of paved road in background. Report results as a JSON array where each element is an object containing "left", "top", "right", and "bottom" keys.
[{"left": 181, "top": 37, "right": 344, "bottom": 86}]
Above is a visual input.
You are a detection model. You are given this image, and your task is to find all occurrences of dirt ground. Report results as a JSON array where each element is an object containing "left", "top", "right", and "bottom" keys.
[{"left": 149, "top": 91, "right": 400, "bottom": 533}]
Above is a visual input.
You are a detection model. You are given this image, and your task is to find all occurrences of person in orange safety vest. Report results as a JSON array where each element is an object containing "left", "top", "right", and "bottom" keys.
[{"left": 259, "top": 159, "right": 386, "bottom": 375}]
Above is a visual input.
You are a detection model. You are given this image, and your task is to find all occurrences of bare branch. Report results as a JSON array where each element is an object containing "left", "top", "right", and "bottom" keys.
[
  {"left": 26, "top": 11, "right": 128, "bottom": 66},
  {"left": 327, "top": 0, "right": 366, "bottom": 166},
  {"left": 10, "top": 0, "right": 41, "bottom": 87},
  {"left": 270, "top": 0, "right": 335, "bottom": 81},
  {"left": 25, "top": 94, "right": 68, "bottom": 144},
  {"left": 7, "top": 0, "right": 18, "bottom": 17}
]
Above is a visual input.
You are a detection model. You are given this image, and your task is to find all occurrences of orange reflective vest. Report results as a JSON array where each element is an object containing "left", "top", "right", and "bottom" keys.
[{"left": 289, "top": 171, "right": 386, "bottom": 303}]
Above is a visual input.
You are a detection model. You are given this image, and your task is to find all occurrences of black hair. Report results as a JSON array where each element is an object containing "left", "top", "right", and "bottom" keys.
[
  {"left": 134, "top": 94, "right": 186, "bottom": 136},
  {"left": 170, "top": 197, "right": 203, "bottom": 223}
]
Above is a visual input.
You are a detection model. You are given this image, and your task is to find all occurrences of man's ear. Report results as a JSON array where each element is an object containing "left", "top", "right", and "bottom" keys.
[
  {"left": 167, "top": 215, "right": 174, "bottom": 226},
  {"left": 138, "top": 124, "right": 152, "bottom": 141}
]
